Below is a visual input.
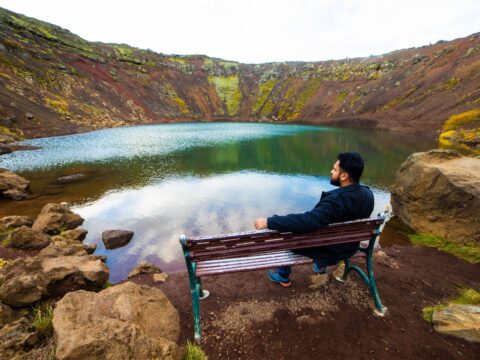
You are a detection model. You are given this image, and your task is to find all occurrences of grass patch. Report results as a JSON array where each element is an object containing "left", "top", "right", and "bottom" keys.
[
  {"left": 409, "top": 233, "right": 480, "bottom": 264},
  {"left": 33, "top": 304, "right": 54, "bottom": 336},
  {"left": 102, "top": 280, "right": 112, "bottom": 289},
  {"left": 0, "top": 258, "right": 10, "bottom": 268},
  {"left": 183, "top": 341, "right": 208, "bottom": 360},
  {"left": 423, "top": 288, "right": 480, "bottom": 322}
]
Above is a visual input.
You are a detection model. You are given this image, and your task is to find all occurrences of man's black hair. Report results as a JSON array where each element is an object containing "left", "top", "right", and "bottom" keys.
[{"left": 337, "top": 152, "right": 364, "bottom": 183}]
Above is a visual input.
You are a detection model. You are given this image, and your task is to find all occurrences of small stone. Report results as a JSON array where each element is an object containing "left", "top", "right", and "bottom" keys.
[
  {"left": 128, "top": 260, "right": 161, "bottom": 278},
  {"left": 102, "top": 229, "right": 134, "bottom": 249},
  {"left": 153, "top": 273, "right": 168, "bottom": 283},
  {"left": 62, "top": 229, "right": 88, "bottom": 241},
  {"left": 308, "top": 274, "right": 328, "bottom": 290},
  {"left": 25, "top": 112, "right": 34, "bottom": 119}
]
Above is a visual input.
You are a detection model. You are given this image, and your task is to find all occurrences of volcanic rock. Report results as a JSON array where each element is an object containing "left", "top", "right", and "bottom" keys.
[
  {"left": 0, "top": 169, "right": 30, "bottom": 200},
  {"left": 53, "top": 282, "right": 182, "bottom": 360},
  {"left": 56, "top": 174, "right": 86, "bottom": 184},
  {"left": 32, "top": 203, "right": 84, "bottom": 234},
  {"left": 0, "top": 243, "right": 108, "bottom": 307},
  {"left": 0, "top": 144, "right": 12, "bottom": 154},
  {"left": 432, "top": 304, "right": 480, "bottom": 343},
  {"left": 391, "top": 150, "right": 480, "bottom": 244},
  {"left": 128, "top": 260, "right": 161, "bottom": 278},
  {"left": 5, "top": 226, "right": 51, "bottom": 250},
  {"left": 102, "top": 229, "right": 134, "bottom": 249},
  {"left": 0, "top": 216, "right": 34, "bottom": 229},
  {"left": 0, "top": 317, "right": 39, "bottom": 359},
  {"left": 61, "top": 229, "right": 88, "bottom": 241},
  {"left": 0, "top": 302, "right": 19, "bottom": 327}
]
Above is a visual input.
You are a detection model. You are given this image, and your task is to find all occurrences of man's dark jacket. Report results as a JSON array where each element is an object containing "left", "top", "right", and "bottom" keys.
[{"left": 267, "top": 183, "right": 374, "bottom": 260}]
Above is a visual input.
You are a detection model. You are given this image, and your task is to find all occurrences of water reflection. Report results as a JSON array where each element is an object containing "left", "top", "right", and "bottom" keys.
[{"left": 73, "top": 172, "right": 390, "bottom": 282}]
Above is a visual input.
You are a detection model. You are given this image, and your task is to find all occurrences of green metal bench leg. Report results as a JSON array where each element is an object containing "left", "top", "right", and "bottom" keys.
[
  {"left": 185, "top": 258, "right": 202, "bottom": 341},
  {"left": 335, "top": 236, "right": 387, "bottom": 316},
  {"left": 365, "top": 240, "right": 387, "bottom": 316}
]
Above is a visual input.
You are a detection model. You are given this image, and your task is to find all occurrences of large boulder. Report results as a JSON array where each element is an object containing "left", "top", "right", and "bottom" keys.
[
  {"left": 0, "top": 244, "right": 108, "bottom": 307},
  {"left": 102, "top": 229, "right": 134, "bottom": 249},
  {"left": 32, "top": 203, "right": 84, "bottom": 235},
  {"left": 53, "top": 282, "right": 182, "bottom": 360},
  {"left": 391, "top": 150, "right": 480, "bottom": 244},
  {"left": 5, "top": 226, "right": 51, "bottom": 250},
  {"left": 432, "top": 304, "right": 480, "bottom": 343},
  {"left": 0, "top": 169, "right": 30, "bottom": 200}
]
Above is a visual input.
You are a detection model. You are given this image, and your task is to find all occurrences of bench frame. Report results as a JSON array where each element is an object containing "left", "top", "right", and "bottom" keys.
[{"left": 180, "top": 214, "right": 387, "bottom": 341}]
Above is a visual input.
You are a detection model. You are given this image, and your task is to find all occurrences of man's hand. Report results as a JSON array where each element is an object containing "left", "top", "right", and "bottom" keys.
[{"left": 254, "top": 218, "right": 268, "bottom": 230}]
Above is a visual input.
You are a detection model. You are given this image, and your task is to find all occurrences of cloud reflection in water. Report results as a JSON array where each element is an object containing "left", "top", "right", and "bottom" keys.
[{"left": 73, "top": 171, "right": 389, "bottom": 282}]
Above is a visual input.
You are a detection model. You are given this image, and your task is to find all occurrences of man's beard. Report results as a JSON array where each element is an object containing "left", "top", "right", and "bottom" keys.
[{"left": 330, "top": 177, "right": 340, "bottom": 187}]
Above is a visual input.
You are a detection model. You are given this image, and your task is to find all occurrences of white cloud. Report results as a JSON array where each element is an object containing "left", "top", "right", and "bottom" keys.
[{"left": 1, "top": 1, "right": 478, "bottom": 63}]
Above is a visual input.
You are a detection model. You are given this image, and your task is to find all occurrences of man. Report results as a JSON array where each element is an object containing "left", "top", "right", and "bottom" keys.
[{"left": 254, "top": 152, "right": 374, "bottom": 287}]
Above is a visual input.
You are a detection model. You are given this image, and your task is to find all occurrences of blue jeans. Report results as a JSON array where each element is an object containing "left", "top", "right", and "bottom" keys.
[{"left": 276, "top": 258, "right": 338, "bottom": 279}]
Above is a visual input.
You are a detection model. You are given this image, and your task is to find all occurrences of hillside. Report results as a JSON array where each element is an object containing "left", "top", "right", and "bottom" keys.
[{"left": 0, "top": 7, "right": 479, "bottom": 140}]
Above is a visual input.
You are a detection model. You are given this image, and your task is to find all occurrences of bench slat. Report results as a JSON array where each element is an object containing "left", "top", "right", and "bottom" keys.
[
  {"left": 187, "top": 218, "right": 382, "bottom": 243},
  {"left": 188, "top": 226, "right": 375, "bottom": 252},
  {"left": 190, "top": 230, "right": 374, "bottom": 261},
  {"left": 197, "top": 250, "right": 309, "bottom": 270},
  {"left": 196, "top": 252, "right": 313, "bottom": 277}
]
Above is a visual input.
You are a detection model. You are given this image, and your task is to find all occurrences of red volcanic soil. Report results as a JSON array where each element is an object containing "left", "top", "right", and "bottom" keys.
[{"left": 131, "top": 244, "right": 480, "bottom": 360}]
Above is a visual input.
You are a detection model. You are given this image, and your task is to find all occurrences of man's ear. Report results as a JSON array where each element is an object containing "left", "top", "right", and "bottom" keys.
[{"left": 340, "top": 171, "right": 350, "bottom": 182}]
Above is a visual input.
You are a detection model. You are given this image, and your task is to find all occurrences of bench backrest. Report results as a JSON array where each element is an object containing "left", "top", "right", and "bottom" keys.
[{"left": 181, "top": 217, "right": 383, "bottom": 262}]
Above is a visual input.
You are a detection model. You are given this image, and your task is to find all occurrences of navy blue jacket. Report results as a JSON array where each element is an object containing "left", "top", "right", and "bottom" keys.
[{"left": 267, "top": 183, "right": 374, "bottom": 260}]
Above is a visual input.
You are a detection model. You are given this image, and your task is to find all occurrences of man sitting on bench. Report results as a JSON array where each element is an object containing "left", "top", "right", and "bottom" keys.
[{"left": 254, "top": 152, "right": 374, "bottom": 287}]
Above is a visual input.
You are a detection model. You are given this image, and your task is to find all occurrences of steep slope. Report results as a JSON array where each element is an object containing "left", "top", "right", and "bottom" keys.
[{"left": 0, "top": 7, "right": 479, "bottom": 140}]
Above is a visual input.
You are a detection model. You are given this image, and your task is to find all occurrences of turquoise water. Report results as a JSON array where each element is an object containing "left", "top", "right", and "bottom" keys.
[{"left": 0, "top": 123, "right": 436, "bottom": 281}]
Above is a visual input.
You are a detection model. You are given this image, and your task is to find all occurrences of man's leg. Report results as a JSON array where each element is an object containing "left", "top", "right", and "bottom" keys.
[
  {"left": 313, "top": 258, "right": 338, "bottom": 274},
  {"left": 267, "top": 266, "right": 292, "bottom": 287}
]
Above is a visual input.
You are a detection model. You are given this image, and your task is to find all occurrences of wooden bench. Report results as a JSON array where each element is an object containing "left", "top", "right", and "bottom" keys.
[{"left": 180, "top": 214, "right": 387, "bottom": 341}]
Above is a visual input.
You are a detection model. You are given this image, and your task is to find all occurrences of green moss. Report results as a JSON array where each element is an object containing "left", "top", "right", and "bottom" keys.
[
  {"left": 45, "top": 98, "right": 69, "bottom": 115},
  {"left": 0, "top": 258, "right": 10, "bottom": 268},
  {"left": 442, "top": 108, "right": 480, "bottom": 131},
  {"left": 252, "top": 79, "right": 278, "bottom": 114},
  {"left": 208, "top": 75, "right": 241, "bottom": 116},
  {"left": 102, "top": 280, "right": 112, "bottom": 289},
  {"left": 409, "top": 233, "right": 480, "bottom": 264},
  {"left": 286, "top": 78, "right": 321, "bottom": 120},
  {"left": 423, "top": 288, "right": 480, "bottom": 322},
  {"left": 382, "top": 87, "right": 418, "bottom": 110},
  {"left": 336, "top": 89, "right": 349, "bottom": 103},
  {"left": 183, "top": 341, "right": 208, "bottom": 360},
  {"left": 442, "top": 77, "right": 460, "bottom": 91},
  {"left": 161, "top": 83, "right": 190, "bottom": 115}
]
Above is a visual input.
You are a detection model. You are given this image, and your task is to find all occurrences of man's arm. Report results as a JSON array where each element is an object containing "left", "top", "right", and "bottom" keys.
[{"left": 262, "top": 196, "right": 343, "bottom": 233}]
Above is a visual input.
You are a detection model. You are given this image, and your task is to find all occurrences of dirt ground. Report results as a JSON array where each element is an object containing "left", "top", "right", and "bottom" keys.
[{"left": 131, "top": 244, "right": 480, "bottom": 360}]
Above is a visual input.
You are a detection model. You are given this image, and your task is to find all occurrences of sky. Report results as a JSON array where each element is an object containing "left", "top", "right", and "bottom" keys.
[{"left": 0, "top": 0, "right": 479, "bottom": 63}]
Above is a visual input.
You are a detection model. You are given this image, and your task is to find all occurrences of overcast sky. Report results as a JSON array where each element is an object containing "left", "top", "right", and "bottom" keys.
[{"left": 1, "top": 0, "right": 479, "bottom": 63}]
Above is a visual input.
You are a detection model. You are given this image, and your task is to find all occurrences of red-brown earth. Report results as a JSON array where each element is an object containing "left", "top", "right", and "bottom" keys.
[
  {"left": 0, "top": 7, "right": 479, "bottom": 140},
  {"left": 129, "top": 243, "right": 480, "bottom": 360}
]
